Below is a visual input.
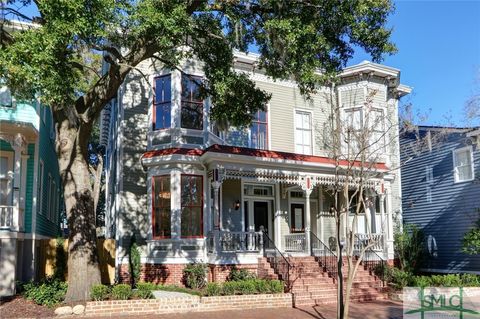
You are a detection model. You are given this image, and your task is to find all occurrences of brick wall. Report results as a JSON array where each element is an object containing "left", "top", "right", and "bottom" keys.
[
  {"left": 208, "top": 264, "right": 259, "bottom": 283},
  {"left": 85, "top": 293, "right": 293, "bottom": 317},
  {"left": 119, "top": 263, "right": 186, "bottom": 286}
]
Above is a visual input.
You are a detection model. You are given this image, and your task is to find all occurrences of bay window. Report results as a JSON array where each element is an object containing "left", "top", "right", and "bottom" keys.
[
  {"left": 152, "top": 175, "right": 171, "bottom": 238},
  {"left": 181, "top": 75, "right": 203, "bottom": 130},
  {"left": 181, "top": 175, "right": 203, "bottom": 237},
  {"left": 153, "top": 75, "right": 172, "bottom": 130}
]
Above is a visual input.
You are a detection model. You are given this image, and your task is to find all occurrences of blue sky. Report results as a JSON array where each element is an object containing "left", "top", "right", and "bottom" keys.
[
  {"left": 11, "top": 1, "right": 480, "bottom": 126},
  {"left": 349, "top": 0, "right": 480, "bottom": 127}
]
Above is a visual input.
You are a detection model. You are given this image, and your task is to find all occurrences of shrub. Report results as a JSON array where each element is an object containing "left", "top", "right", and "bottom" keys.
[
  {"left": 253, "top": 279, "right": 269, "bottom": 294},
  {"left": 128, "top": 236, "right": 141, "bottom": 287},
  {"left": 90, "top": 284, "right": 110, "bottom": 301},
  {"left": 134, "top": 282, "right": 157, "bottom": 299},
  {"left": 389, "top": 268, "right": 411, "bottom": 290},
  {"left": 205, "top": 283, "right": 221, "bottom": 296},
  {"left": 111, "top": 284, "right": 132, "bottom": 300},
  {"left": 410, "top": 276, "right": 431, "bottom": 288},
  {"left": 394, "top": 224, "right": 425, "bottom": 273},
  {"left": 227, "top": 267, "right": 256, "bottom": 281},
  {"left": 266, "top": 280, "right": 283, "bottom": 293},
  {"left": 23, "top": 277, "right": 67, "bottom": 307},
  {"left": 460, "top": 274, "right": 480, "bottom": 286},
  {"left": 183, "top": 263, "right": 207, "bottom": 289}
]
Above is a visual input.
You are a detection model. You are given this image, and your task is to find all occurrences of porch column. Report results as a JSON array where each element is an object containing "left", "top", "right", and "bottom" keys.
[
  {"left": 212, "top": 181, "right": 221, "bottom": 230},
  {"left": 274, "top": 184, "right": 282, "bottom": 250},
  {"left": 385, "top": 186, "right": 394, "bottom": 260},
  {"left": 304, "top": 189, "right": 312, "bottom": 254},
  {"left": 11, "top": 133, "right": 26, "bottom": 232},
  {"left": 379, "top": 192, "right": 386, "bottom": 254}
]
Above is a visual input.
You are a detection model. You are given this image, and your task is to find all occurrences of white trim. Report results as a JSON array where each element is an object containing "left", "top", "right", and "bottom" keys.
[
  {"left": 293, "top": 109, "right": 314, "bottom": 155},
  {"left": 38, "top": 159, "right": 44, "bottom": 215},
  {"left": 452, "top": 145, "right": 474, "bottom": 183}
]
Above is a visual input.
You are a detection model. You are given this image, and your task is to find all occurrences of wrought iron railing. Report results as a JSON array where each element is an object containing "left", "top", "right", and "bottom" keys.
[
  {"left": 354, "top": 234, "right": 387, "bottom": 286},
  {"left": 263, "top": 230, "right": 292, "bottom": 291},
  {"left": 284, "top": 233, "right": 306, "bottom": 252},
  {"left": 310, "top": 231, "right": 338, "bottom": 280}
]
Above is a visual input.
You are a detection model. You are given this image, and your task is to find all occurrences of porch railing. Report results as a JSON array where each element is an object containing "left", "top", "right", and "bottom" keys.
[
  {"left": 263, "top": 230, "right": 292, "bottom": 291},
  {"left": 310, "top": 231, "right": 338, "bottom": 280},
  {"left": 0, "top": 206, "right": 21, "bottom": 231},
  {"left": 207, "top": 230, "right": 263, "bottom": 253},
  {"left": 354, "top": 233, "right": 387, "bottom": 286},
  {"left": 284, "top": 233, "right": 306, "bottom": 252}
]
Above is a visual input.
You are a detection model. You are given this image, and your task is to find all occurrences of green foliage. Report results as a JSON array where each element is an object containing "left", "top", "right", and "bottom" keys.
[
  {"left": 90, "top": 284, "right": 110, "bottom": 301},
  {"left": 394, "top": 224, "right": 425, "bottom": 273},
  {"left": 128, "top": 237, "right": 141, "bottom": 287},
  {"left": 183, "top": 263, "right": 207, "bottom": 289},
  {"left": 23, "top": 277, "right": 67, "bottom": 307},
  {"left": 111, "top": 284, "right": 132, "bottom": 300},
  {"left": 462, "top": 218, "right": 480, "bottom": 255},
  {"left": 134, "top": 282, "right": 157, "bottom": 299},
  {"left": 227, "top": 267, "right": 257, "bottom": 281},
  {"left": 204, "top": 279, "right": 283, "bottom": 296},
  {"left": 204, "top": 283, "right": 221, "bottom": 296},
  {"left": 389, "top": 268, "right": 412, "bottom": 290},
  {"left": 154, "top": 284, "right": 202, "bottom": 296},
  {"left": 53, "top": 238, "right": 67, "bottom": 281}
]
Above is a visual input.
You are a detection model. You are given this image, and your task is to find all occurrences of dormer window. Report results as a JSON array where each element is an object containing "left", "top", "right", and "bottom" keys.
[
  {"left": 153, "top": 75, "right": 172, "bottom": 130},
  {"left": 181, "top": 74, "right": 203, "bottom": 130}
]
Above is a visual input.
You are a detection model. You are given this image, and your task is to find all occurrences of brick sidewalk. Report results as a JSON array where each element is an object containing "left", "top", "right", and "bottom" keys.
[{"left": 92, "top": 300, "right": 403, "bottom": 319}]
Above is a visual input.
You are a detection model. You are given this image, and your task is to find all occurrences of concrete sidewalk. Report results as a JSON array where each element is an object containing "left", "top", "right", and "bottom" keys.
[{"left": 92, "top": 300, "right": 403, "bottom": 319}]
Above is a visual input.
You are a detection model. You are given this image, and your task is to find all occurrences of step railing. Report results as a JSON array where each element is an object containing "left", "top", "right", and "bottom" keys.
[
  {"left": 310, "top": 231, "right": 338, "bottom": 280},
  {"left": 262, "top": 229, "right": 292, "bottom": 291},
  {"left": 354, "top": 233, "right": 387, "bottom": 286}
]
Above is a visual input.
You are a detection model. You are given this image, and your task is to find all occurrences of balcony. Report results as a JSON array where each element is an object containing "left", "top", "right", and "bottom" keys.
[
  {"left": 207, "top": 230, "right": 263, "bottom": 254},
  {"left": 0, "top": 206, "right": 24, "bottom": 232}
]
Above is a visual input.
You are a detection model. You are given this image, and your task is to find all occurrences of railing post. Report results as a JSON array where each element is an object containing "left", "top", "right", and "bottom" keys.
[{"left": 259, "top": 226, "right": 265, "bottom": 253}]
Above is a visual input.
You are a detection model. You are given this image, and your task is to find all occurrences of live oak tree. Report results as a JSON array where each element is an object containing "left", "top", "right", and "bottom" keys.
[{"left": 1, "top": 0, "right": 396, "bottom": 303}]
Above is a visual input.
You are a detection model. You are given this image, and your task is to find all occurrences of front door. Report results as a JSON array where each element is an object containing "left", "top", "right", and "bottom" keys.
[
  {"left": 244, "top": 200, "right": 273, "bottom": 237},
  {"left": 253, "top": 201, "right": 269, "bottom": 232},
  {"left": 290, "top": 203, "right": 304, "bottom": 233}
]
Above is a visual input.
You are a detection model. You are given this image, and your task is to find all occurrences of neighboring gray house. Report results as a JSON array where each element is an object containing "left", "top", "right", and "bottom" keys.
[
  {"left": 400, "top": 126, "right": 480, "bottom": 274},
  {"left": 100, "top": 51, "right": 410, "bottom": 285}
]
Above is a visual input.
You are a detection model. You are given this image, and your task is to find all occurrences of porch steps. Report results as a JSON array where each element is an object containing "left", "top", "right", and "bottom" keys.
[{"left": 284, "top": 257, "right": 387, "bottom": 306}]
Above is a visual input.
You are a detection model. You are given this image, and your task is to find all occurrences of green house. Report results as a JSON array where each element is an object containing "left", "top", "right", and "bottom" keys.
[{"left": 0, "top": 85, "right": 63, "bottom": 297}]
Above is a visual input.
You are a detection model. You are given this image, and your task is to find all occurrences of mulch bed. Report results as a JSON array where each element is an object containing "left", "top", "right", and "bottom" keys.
[{"left": 0, "top": 295, "right": 55, "bottom": 319}]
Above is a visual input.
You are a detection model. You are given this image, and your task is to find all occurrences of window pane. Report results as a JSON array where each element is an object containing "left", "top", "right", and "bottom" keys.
[
  {"left": 155, "top": 75, "right": 171, "bottom": 104},
  {"left": 295, "top": 113, "right": 303, "bottom": 128},
  {"left": 251, "top": 123, "right": 267, "bottom": 149},
  {"left": 0, "top": 179, "right": 9, "bottom": 205},
  {"left": 302, "top": 113, "right": 311, "bottom": 129},
  {"left": 155, "top": 103, "right": 171, "bottom": 130},
  {"left": 181, "top": 102, "right": 203, "bottom": 129},
  {"left": 456, "top": 150, "right": 470, "bottom": 166},
  {"left": 181, "top": 175, "right": 203, "bottom": 237},
  {"left": 0, "top": 157, "right": 8, "bottom": 176},
  {"left": 153, "top": 176, "right": 171, "bottom": 238},
  {"left": 226, "top": 129, "right": 249, "bottom": 147},
  {"left": 256, "top": 110, "right": 267, "bottom": 123},
  {"left": 303, "top": 130, "right": 311, "bottom": 147},
  {"left": 458, "top": 165, "right": 472, "bottom": 181}
]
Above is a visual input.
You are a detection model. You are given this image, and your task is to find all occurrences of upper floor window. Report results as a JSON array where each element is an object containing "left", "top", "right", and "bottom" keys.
[
  {"left": 453, "top": 146, "right": 474, "bottom": 183},
  {"left": 153, "top": 75, "right": 172, "bottom": 130},
  {"left": 225, "top": 110, "right": 268, "bottom": 150},
  {"left": 181, "top": 74, "right": 203, "bottom": 130},
  {"left": 342, "top": 107, "right": 385, "bottom": 155},
  {"left": 0, "top": 84, "right": 13, "bottom": 107},
  {"left": 295, "top": 110, "right": 312, "bottom": 155}
]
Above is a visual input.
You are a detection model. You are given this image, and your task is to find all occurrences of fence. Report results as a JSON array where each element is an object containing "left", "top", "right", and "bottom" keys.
[{"left": 37, "top": 238, "right": 116, "bottom": 284}]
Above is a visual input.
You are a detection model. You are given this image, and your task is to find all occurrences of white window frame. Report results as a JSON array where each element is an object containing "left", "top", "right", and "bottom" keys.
[
  {"left": 294, "top": 109, "right": 313, "bottom": 155},
  {"left": 38, "top": 160, "right": 44, "bottom": 214},
  {"left": 0, "top": 152, "right": 14, "bottom": 206},
  {"left": 453, "top": 146, "right": 474, "bottom": 183},
  {"left": 47, "top": 174, "right": 53, "bottom": 220}
]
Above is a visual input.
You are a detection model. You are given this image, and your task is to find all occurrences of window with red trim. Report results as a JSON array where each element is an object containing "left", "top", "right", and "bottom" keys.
[
  {"left": 180, "top": 175, "right": 203, "bottom": 237},
  {"left": 153, "top": 75, "right": 171, "bottom": 130},
  {"left": 181, "top": 74, "right": 203, "bottom": 130},
  {"left": 152, "top": 175, "right": 171, "bottom": 238}
]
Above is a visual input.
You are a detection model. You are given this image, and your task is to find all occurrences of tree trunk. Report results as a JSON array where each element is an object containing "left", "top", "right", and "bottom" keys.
[{"left": 57, "top": 119, "right": 101, "bottom": 302}]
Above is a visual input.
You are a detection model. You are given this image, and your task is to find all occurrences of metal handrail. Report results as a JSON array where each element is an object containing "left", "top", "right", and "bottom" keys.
[
  {"left": 310, "top": 231, "right": 338, "bottom": 280},
  {"left": 262, "top": 230, "right": 292, "bottom": 291},
  {"left": 354, "top": 234, "right": 387, "bottom": 286}
]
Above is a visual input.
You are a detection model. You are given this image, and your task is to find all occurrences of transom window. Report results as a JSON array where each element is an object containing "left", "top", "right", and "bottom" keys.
[
  {"left": 244, "top": 184, "right": 273, "bottom": 197},
  {"left": 181, "top": 75, "right": 203, "bottom": 130},
  {"left": 181, "top": 175, "right": 203, "bottom": 237},
  {"left": 453, "top": 146, "right": 474, "bottom": 183},
  {"left": 295, "top": 110, "right": 312, "bottom": 155},
  {"left": 153, "top": 75, "right": 172, "bottom": 130},
  {"left": 152, "top": 175, "right": 171, "bottom": 238}
]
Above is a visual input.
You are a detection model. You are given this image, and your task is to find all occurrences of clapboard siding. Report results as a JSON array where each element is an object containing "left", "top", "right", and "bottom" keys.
[{"left": 400, "top": 129, "right": 480, "bottom": 273}]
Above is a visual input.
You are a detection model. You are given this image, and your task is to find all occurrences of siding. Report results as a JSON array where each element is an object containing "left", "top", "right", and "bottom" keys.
[
  {"left": 23, "top": 143, "right": 35, "bottom": 233},
  {"left": 400, "top": 129, "right": 480, "bottom": 273},
  {"left": 36, "top": 105, "right": 61, "bottom": 237},
  {"left": 0, "top": 102, "right": 39, "bottom": 131}
]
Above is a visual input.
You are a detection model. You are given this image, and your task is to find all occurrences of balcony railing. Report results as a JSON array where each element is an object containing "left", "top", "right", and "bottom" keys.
[
  {"left": 207, "top": 230, "right": 263, "bottom": 254},
  {"left": 284, "top": 233, "right": 306, "bottom": 252},
  {"left": 354, "top": 233, "right": 385, "bottom": 252},
  {"left": 0, "top": 206, "right": 23, "bottom": 231}
]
